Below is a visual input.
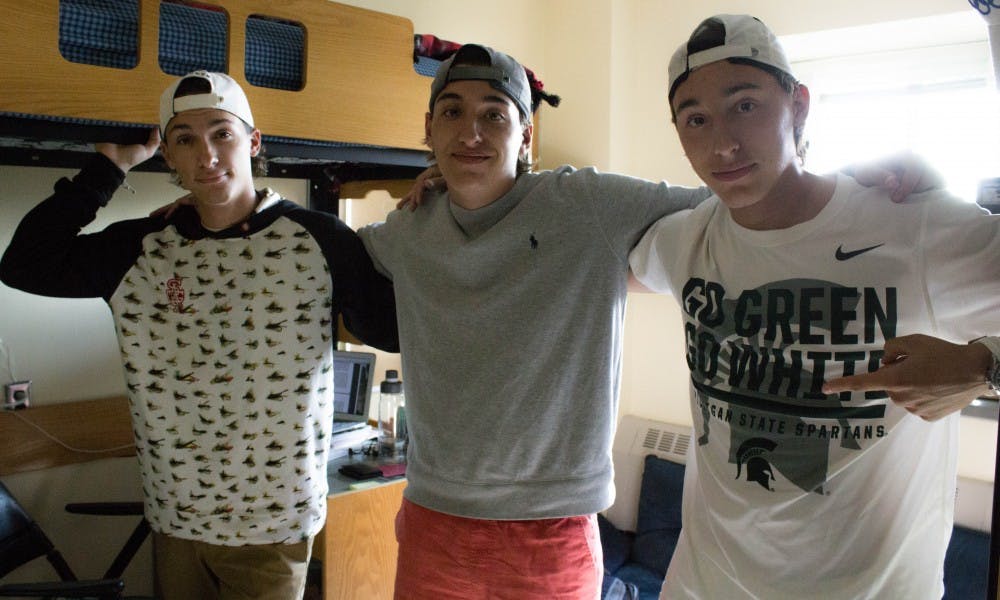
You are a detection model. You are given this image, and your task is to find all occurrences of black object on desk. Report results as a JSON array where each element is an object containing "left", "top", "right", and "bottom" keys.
[{"left": 338, "top": 462, "right": 383, "bottom": 480}]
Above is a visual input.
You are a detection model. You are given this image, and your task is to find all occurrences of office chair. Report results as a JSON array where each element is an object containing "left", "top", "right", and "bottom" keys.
[{"left": 0, "top": 479, "right": 149, "bottom": 599}]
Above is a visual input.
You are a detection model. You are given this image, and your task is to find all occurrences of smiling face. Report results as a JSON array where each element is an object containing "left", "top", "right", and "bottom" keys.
[
  {"left": 161, "top": 108, "right": 261, "bottom": 221},
  {"left": 425, "top": 79, "right": 532, "bottom": 210},
  {"left": 672, "top": 61, "right": 810, "bottom": 225}
]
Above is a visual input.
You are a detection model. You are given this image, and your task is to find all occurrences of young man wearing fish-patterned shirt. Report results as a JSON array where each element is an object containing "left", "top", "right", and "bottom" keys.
[{"left": 0, "top": 71, "right": 397, "bottom": 600}]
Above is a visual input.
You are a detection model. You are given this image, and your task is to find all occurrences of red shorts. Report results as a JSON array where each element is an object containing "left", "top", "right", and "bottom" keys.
[{"left": 393, "top": 498, "right": 602, "bottom": 600}]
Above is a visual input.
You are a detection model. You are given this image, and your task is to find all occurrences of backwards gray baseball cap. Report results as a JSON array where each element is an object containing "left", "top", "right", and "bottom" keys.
[
  {"left": 428, "top": 44, "right": 532, "bottom": 119},
  {"left": 668, "top": 14, "right": 795, "bottom": 102}
]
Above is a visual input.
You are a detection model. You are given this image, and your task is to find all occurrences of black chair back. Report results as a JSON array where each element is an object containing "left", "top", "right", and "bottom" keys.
[{"left": 0, "top": 479, "right": 77, "bottom": 580}]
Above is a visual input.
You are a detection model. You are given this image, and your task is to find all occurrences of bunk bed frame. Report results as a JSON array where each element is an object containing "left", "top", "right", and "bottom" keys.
[{"left": 0, "top": 0, "right": 433, "bottom": 210}]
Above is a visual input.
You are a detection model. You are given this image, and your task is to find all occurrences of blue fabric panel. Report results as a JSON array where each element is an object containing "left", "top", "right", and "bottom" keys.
[
  {"left": 600, "top": 573, "right": 640, "bottom": 600},
  {"left": 245, "top": 16, "right": 304, "bottom": 91},
  {"left": 414, "top": 56, "right": 440, "bottom": 77},
  {"left": 59, "top": 0, "right": 139, "bottom": 69},
  {"left": 943, "top": 525, "right": 989, "bottom": 600},
  {"left": 597, "top": 513, "right": 634, "bottom": 574},
  {"left": 158, "top": 2, "right": 227, "bottom": 75},
  {"left": 613, "top": 563, "right": 665, "bottom": 600},
  {"left": 631, "top": 455, "right": 684, "bottom": 577}
]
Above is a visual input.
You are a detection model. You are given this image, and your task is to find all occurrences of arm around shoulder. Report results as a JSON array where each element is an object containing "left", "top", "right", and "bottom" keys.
[{"left": 323, "top": 218, "right": 399, "bottom": 353}]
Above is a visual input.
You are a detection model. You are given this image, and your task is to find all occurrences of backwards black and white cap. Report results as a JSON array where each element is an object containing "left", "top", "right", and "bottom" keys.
[
  {"left": 159, "top": 70, "right": 255, "bottom": 133},
  {"left": 668, "top": 14, "right": 794, "bottom": 101}
]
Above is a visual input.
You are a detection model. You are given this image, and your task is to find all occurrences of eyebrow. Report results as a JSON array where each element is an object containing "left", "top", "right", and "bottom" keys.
[
  {"left": 435, "top": 92, "right": 512, "bottom": 107},
  {"left": 674, "top": 81, "right": 764, "bottom": 115},
  {"left": 167, "top": 117, "right": 237, "bottom": 134}
]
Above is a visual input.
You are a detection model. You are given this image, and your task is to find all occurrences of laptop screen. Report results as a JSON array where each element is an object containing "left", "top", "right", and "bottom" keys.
[{"left": 332, "top": 350, "right": 375, "bottom": 423}]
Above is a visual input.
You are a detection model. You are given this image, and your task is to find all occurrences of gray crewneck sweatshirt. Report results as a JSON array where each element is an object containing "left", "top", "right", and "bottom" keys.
[{"left": 359, "top": 165, "right": 707, "bottom": 519}]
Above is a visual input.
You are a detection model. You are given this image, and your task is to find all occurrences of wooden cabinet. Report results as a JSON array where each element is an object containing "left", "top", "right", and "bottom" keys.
[{"left": 317, "top": 478, "right": 405, "bottom": 599}]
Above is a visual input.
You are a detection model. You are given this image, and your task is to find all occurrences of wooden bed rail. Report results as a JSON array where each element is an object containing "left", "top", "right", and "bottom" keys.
[{"left": 1, "top": 0, "right": 428, "bottom": 151}]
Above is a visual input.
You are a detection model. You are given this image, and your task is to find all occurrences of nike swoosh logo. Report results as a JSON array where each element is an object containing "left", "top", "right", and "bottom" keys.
[{"left": 835, "top": 243, "right": 884, "bottom": 261}]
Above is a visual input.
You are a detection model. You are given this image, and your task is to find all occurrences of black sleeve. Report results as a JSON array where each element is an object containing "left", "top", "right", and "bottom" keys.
[
  {"left": 291, "top": 209, "right": 399, "bottom": 352},
  {"left": 0, "top": 154, "right": 150, "bottom": 301}
]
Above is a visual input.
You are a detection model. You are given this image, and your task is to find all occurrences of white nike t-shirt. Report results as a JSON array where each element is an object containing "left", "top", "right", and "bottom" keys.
[{"left": 629, "top": 174, "right": 1000, "bottom": 599}]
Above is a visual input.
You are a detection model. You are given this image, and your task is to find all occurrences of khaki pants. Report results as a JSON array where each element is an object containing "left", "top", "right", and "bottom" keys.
[{"left": 153, "top": 531, "right": 313, "bottom": 600}]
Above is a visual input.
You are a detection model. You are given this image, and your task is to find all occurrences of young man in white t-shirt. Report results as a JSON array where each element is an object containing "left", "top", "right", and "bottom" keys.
[{"left": 628, "top": 14, "right": 999, "bottom": 599}]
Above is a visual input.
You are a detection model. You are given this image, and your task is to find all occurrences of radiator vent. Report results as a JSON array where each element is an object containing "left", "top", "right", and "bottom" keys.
[{"left": 636, "top": 424, "right": 691, "bottom": 465}]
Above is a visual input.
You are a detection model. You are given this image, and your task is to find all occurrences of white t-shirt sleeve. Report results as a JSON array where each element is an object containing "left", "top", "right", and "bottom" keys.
[
  {"left": 628, "top": 209, "right": 693, "bottom": 294},
  {"left": 918, "top": 193, "right": 1000, "bottom": 339}
]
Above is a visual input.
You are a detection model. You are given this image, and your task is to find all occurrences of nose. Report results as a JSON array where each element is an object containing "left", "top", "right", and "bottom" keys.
[
  {"left": 712, "top": 121, "right": 739, "bottom": 157},
  {"left": 195, "top": 138, "right": 219, "bottom": 167},
  {"left": 457, "top": 115, "right": 482, "bottom": 145}
]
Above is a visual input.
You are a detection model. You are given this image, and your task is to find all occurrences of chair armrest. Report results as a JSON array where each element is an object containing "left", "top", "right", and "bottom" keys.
[
  {"left": 0, "top": 578, "right": 123, "bottom": 598},
  {"left": 64, "top": 501, "right": 143, "bottom": 516}
]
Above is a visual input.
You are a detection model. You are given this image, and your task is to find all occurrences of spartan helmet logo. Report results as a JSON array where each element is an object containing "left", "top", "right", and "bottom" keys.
[{"left": 735, "top": 437, "right": 778, "bottom": 491}]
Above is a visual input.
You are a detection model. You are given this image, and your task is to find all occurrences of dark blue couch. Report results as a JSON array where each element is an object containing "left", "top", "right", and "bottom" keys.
[{"left": 599, "top": 455, "right": 990, "bottom": 600}]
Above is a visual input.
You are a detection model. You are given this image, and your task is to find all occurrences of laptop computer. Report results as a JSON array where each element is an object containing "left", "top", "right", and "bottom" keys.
[{"left": 331, "top": 350, "right": 376, "bottom": 434}]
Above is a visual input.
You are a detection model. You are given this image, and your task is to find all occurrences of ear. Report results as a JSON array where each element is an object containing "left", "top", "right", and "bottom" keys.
[
  {"left": 520, "top": 120, "right": 534, "bottom": 160},
  {"left": 791, "top": 83, "right": 811, "bottom": 130},
  {"left": 160, "top": 139, "right": 174, "bottom": 170},
  {"left": 249, "top": 128, "right": 262, "bottom": 157},
  {"left": 424, "top": 112, "right": 433, "bottom": 148}
]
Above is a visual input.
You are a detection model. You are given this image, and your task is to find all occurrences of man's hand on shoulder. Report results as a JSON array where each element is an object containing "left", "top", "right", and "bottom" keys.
[
  {"left": 848, "top": 151, "right": 943, "bottom": 203},
  {"left": 397, "top": 164, "right": 445, "bottom": 211},
  {"left": 96, "top": 128, "right": 161, "bottom": 174}
]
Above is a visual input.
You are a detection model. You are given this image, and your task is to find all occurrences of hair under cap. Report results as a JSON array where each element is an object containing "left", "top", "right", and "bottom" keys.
[
  {"left": 428, "top": 44, "right": 532, "bottom": 119},
  {"left": 159, "top": 70, "right": 255, "bottom": 133},
  {"left": 668, "top": 14, "right": 794, "bottom": 101}
]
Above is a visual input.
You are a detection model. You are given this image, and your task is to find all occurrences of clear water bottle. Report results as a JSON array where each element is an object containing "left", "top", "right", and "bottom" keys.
[{"left": 377, "top": 370, "right": 407, "bottom": 459}]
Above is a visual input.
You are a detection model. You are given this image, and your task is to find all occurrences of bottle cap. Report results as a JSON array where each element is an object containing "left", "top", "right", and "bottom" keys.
[{"left": 381, "top": 369, "right": 403, "bottom": 393}]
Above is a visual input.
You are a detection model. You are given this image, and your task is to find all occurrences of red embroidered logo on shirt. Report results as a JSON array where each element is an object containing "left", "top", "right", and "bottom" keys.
[{"left": 165, "top": 275, "right": 187, "bottom": 313}]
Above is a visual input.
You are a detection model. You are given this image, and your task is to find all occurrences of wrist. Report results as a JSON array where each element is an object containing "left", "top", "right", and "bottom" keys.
[{"left": 970, "top": 339, "right": 1000, "bottom": 393}]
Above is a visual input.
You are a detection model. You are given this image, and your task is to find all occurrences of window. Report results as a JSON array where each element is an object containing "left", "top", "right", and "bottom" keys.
[{"left": 782, "top": 12, "right": 998, "bottom": 202}]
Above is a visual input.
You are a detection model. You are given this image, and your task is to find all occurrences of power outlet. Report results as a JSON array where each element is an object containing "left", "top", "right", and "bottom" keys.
[{"left": 4, "top": 380, "right": 31, "bottom": 410}]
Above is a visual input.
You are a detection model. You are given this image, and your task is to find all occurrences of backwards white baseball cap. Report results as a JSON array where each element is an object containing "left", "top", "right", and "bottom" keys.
[
  {"left": 668, "top": 14, "right": 795, "bottom": 102},
  {"left": 159, "top": 70, "right": 255, "bottom": 133}
]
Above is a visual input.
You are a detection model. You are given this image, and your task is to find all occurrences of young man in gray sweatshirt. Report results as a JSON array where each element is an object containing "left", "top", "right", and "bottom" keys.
[{"left": 357, "top": 44, "right": 707, "bottom": 598}]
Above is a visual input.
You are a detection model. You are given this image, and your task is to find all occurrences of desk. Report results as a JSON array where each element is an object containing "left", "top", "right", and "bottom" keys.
[{"left": 317, "top": 457, "right": 406, "bottom": 599}]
